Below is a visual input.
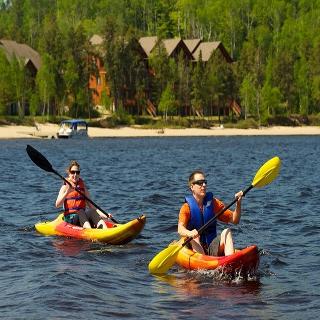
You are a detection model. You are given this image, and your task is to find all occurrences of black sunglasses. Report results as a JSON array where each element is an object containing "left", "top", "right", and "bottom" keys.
[
  {"left": 70, "top": 170, "right": 80, "bottom": 175},
  {"left": 192, "top": 179, "right": 207, "bottom": 186}
]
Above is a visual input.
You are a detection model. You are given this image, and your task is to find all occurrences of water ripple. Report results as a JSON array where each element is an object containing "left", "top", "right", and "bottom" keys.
[{"left": 0, "top": 137, "right": 319, "bottom": 319}]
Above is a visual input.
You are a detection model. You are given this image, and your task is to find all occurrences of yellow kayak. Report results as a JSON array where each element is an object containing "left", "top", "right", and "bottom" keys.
[{"left": 35, "top": 213, "right": 146, "bottom": 244}]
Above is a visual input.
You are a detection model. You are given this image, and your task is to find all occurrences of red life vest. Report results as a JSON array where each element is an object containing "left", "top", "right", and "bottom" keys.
[{"left": 63, "top": 178, "right": 86, "bottom": 216}]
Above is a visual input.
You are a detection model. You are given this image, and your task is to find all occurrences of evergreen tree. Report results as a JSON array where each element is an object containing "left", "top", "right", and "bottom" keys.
[
  {"left": 148, "top": 42, "right": 173, "bottom": 109},
  {"left": 175, "top": 51, "right": 191, "bottom": 116},
  {"left": 191, "top": 52, "right": 206, "bottom": 117}
]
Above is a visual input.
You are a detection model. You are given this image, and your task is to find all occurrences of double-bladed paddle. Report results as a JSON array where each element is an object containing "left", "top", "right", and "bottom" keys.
[
  {"left": 148, "top": 156, "right": 281, "bottom": 275},
  {"left": 26, "top": 144, "right": 119, "bottom": 224}
]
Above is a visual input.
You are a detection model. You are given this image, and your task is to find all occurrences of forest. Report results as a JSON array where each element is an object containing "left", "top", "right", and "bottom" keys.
[{"left": 1, "top": 0, "right": 320, "bottom": 126}]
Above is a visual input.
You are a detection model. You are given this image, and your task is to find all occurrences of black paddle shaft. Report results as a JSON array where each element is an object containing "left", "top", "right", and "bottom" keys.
[
  {"left": 26, "top": 145, "right": 119, "bottom": 224},
  {"left": 182, "top": 184, "right": 253, "bottom": 247}
]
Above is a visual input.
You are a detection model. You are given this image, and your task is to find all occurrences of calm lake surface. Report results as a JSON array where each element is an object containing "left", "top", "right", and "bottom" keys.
[{"left": 0, "top": 136, "right": 319, "bottom": 319}]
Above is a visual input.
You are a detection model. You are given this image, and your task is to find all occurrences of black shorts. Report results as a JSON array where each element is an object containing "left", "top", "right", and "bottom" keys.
[{"left": 78, "top": 208, "right": 101, "bottom": 227}]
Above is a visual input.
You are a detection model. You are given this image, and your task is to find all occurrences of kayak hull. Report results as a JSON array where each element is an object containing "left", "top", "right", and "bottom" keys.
[
  {"left": 35, "top": 213, "right": 146, "bottom": 245},
  {"left": 176, "top": 245, "right": 259, "bottom": 274}
]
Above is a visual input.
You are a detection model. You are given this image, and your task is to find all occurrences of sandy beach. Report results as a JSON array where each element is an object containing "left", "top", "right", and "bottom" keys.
[{"left": 0, "top": 123, "right": 320, "bottom": 139}]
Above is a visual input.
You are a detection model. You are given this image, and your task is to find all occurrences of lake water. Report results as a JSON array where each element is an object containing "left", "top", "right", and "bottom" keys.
[{"left": 0, "top": 136, "right": 319, "bottom": 319}]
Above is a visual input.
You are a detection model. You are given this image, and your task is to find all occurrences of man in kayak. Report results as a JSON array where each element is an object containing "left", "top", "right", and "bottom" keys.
[
  {"left": 55, "top": 160, "right": 110, "bottom": 229},
  {"left": 178, "top": 170, "right": 243, "bottom": 256}
]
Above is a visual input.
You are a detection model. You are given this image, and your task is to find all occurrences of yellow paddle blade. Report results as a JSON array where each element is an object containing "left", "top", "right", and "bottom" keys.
[
  {"left": 252, "top": 156, "right": 281, "bottom": 188},
  {"left": 148, "top": 243, "right": 183, "bottom": 275}
]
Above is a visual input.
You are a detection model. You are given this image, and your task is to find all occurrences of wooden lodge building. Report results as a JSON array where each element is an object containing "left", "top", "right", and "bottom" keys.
[
  {"left": 89, "top": 35, "right": 240, "bottom": 118},
  {"left": 0, "top": 39, "right": 41, "bottom": 115},
  {"left": 0, "top": 36, "right": 240, "bottom": 118},
  {"left": 0, "top": 39, "right": 41, "bottom": 76}
]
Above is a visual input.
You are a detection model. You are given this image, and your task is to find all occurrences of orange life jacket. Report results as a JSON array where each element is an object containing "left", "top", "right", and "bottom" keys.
[{"left": 63, "top": 178, "right": 86, "bottom": 215}]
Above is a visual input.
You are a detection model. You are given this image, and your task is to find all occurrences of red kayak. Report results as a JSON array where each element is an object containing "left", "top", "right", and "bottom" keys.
[{"left": 176, "top": 245, "right": 259, "bottom": 275}]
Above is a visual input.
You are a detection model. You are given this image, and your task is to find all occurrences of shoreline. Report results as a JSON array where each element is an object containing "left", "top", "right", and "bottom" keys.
[{"left": 0, "top": 123, "right": 320, "bottom": 139}]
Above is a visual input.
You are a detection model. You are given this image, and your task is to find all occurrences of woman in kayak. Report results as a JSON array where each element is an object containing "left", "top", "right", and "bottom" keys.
[
  {"left": 55, "top": 160, "right": 110, "bottom": 229},
  {"left": 178, "top": 170, "right": 243, "bottom": 256}
]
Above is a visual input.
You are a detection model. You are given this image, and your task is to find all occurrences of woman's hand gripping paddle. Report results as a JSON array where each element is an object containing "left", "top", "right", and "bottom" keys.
[
  {"left": 148, "top": 156, "right": 281, "bottom": 275},
  {"left": 26, "top": 144, "right": 119, "bottom": 224}
]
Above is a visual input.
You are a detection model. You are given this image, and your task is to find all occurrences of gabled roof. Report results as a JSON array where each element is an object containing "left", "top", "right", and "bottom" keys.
[
  {"left": 89, "top": 34, "right": 105, "bottom": 56},
  {"left": 160, "top": 38, "right": 194, "bottom": 60},
  {"left": 0, "top": 39, "right": 41, "bottom": 70},
  {"left": 193, "top": 41, "right": 233, "bottom": 63},
  {"left": 90, "top": 34, "right": 104, "bottom": 46},
  {"left": 183, "top": 39, "right": 201, "bottom": 54},
  {"left": 129, "top": 38, "right": 148, "bottom": 59},
  {"left": 139, "top": 36, "right": 158, "bottom": 56},
  {"left": 90, "top": 34, "right": 148, "bottom": 60},
  {"left": 162, "top": 38, "right": 182, "bottom": 56}
]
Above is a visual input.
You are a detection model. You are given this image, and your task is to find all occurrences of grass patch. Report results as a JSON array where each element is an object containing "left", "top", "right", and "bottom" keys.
[
  {"left": 0, "top": 115, "right": 70, "bottom": 126},
  {"left": 223, "top": 118, "right": 259, "bottom": 129}
]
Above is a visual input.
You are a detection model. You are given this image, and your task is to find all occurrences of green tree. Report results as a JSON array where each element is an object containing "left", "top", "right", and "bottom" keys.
[
  {"left": 158, "top": 82, "right": 176, "bottom": 121},
  {"left": 310, "top": 36, "right": 320, "bottom": 114},
  {"left": 154, "top": 0, "right": 178, "bottom": 38},
  {"left": 29, "top": 93, "right": 40, "bottom": 116},
  {"left": 261, "top": 83, "right": 283, "bottom": 122},
  {"left": 0, "top": 51, "right": 13, "bottom": 114},
  {"left": 148, "top": 42, "right": 174, "bottom": 109},
  {"left": 62, "top": 24, "right": 94, "bottom": 117},
  {"left": 240, "top": 74, "right": 256, "bottom": 121},
  {"left": 10, "top": 56, "right": 30, "bottom": 118},
  {"left": 175, "top": 51, "right": 191, "bottom": 116},
  {"left": 36, "top": 53, "right": 56, "bottom": 119},
  {"left": 103, "top": 16, "right": 122, "bottom": 111},
  {"left": 117, "top": 29, "right": 150, "bottom": 115},
  {"left": 191, "top": 52, "right": 207, "bottom": 117},
  {"left": 294, "top": 56, "right": 310, "bottom": 116},
  {"left": 262, "top": 57, "right": 285, "bottom": 118},
  {"left": 207, "top": 52, "right": 235, "bottom": 118},
  {"left": 270, "top": 17, "right": 298, "bottom": 113}
]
